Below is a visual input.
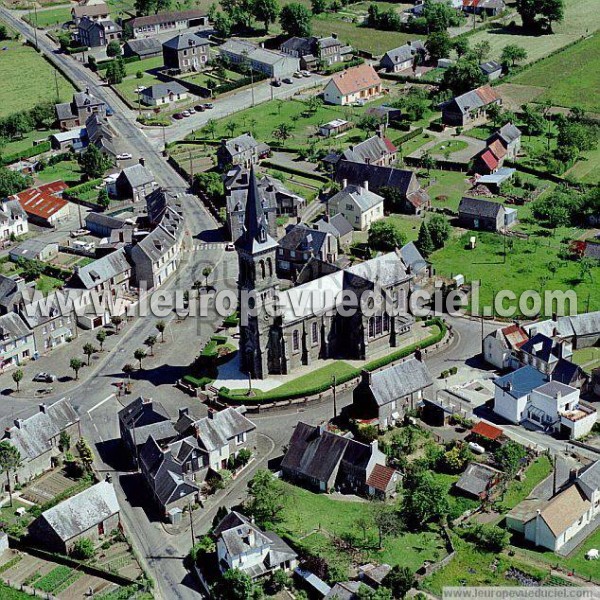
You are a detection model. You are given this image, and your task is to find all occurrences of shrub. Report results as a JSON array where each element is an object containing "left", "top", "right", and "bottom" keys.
[
  {"left": 463, "top": 523, "right": 509, "bottom": 551},
  {"left": 71, "top": 537, "right": 96, "bottom": 559}
]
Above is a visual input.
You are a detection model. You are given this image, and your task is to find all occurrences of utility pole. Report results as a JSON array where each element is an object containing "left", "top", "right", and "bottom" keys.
[
  {"left": 33, "top": 4, "right": 39, "bottom": 50},
  {"left": 188, "top": 499, "right": 195, "bottom": 546},
  {"left": 188, "top": 150, "right": 194, "bottom": 182},
  {"left": 481, "top": 313, "right": 484, "bottom": 355},
  {"left": 54, "top": 69, "right": 60, "bottom": 103},
  {"left": 250, "top": 67, "right": 255, "bottom": 107},
  {"left": 331, "top": 375, "right": 337, "bottom": 419}
]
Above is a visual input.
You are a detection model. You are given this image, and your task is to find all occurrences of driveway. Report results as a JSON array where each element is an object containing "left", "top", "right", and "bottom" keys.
[{"left": 408, "top": 130, "right": 486, "bottom": 163}]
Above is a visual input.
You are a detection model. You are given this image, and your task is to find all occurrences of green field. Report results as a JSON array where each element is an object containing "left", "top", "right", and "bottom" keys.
[
  {"left": 0, "top": 40, "right": 74, "bottom": 117},
  {"left": 35, "top": 160, "right": 83, "bottom": 185},
  {"left": 572, "top": 347, "right": 600, "bottom": 371},
  {"left": 565, "top": 144, "right": 600, "bottom": 184},
  {"left": 423, "top": 169, "right": 471, "bottom": 211},
  {"left": 468, "top": 0, "right": 600, "bottom": 66},
  {"left": 22, "top": 5, "right": 72, "bottom": 28},
  {"left": 498, "top": 456, "right": 553, "bottom": 512},
  {"left": 511, "top": 34, "right": 600, "bottom": 113},
  {"left": 1, "top": 128, "right": 58, "bottom": 157}
]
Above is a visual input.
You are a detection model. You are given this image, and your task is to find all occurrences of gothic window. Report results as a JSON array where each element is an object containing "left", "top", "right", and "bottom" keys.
[
  {"left": 368, "top": 317, "right": 375, "bottom": 338},
  {"left": 267, "top": 257, "right": 273, "bottom": 277},
  {"left": 375, "top": 316, "right": 382, "bottom": 336},
  {"left": 292, "top": 329, "right": 299, "bottom": 351},
  {"left": 311, "top": 321, "right": 318, "bottom": 344},
  {"left": 260, "top": 260, "right": 266, "bottom": 279},
  {"left": 383, "top": 313, "right": 390, "bottom": 332}
]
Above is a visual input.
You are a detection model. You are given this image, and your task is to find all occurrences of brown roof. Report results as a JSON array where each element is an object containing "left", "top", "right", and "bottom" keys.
[
  {"left": 540, "top": 485, "right": 591, "bottom": 536},
  {"left": 129, "top": 9, "right": 206, "bottom": 28},
  {"left": 366, "top": 464, "right": 397, "bottom": 492},
  {"left": 502, "top": 324, "right": 528, "bottom": 350},
  {"left": 488, "top": 139, "right": 507, "bottom": 160},
  {"left": 14, "top": 181, "right": 69, "bottom": 220},
  {"left": 72, "top": 3, "right": 109, "bottom": 17},
  {"left": 329, "top": 63, "right": 381, "bottom": 96},
  {"left": 475, "top": 84, "right": 501, "bottom": 105},
  {"left": 471, "top": 421, "right": 503, "bottom": 441}
]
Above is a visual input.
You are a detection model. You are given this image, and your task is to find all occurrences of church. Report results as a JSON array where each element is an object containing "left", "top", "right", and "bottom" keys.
[{"left": 235, "top": 168, "right": 417, "bottom": 379}]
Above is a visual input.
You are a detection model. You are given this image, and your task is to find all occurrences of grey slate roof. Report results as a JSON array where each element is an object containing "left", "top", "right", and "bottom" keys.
[
  {"left": 335, "top": 160, "right": 416, "bottom": 195},
  {"left": 279, "top": 224, "right": 329, "bottom": 255},
  {"left": 576, "top": 461, "right": 600, "bottom": 501},
  {"left": 567, "top": 311, "right": 600, "bottom": 337},
  {"left": 480, "top": 60, "right": 502, "bottom": 75},
  {"left": 534, "top": 380, "right": 576, "bottom": 399},
  {"left": 497, "top": 122, "right": 521, "bottom": 144},
  {"left": 124, "top": 37, "right": 162, "bottom": 57},
  {"left": 4, "top": 399, "right": 79, "bottom": 461},
  {"left": 347, "top": 250, "right": 412, "bottom": 288},
  {"left": 9, "top": 239, "right": 56, "bottom": 260},
  {"left": 399, "top": 241, "right": 428, "bottom": 274},
  {"left": 551, "top": 359, "right": 584, "bottom": 386},
  {"left": 193, "top": 408, "right": 255, "bottom": 453},
  {"left": 38, "top": 481, "right": 119, "bottom": 542},
  {"left": 118, "top": 396, "right": 170, "bottom": 429},
  {"left": 85, "top": 212, "right": 129, "bottom": 231},
  {"left": 342, "top": 135, "right": 395, "bottom": 164},
  {"left": 381, "top": 41, "right": 426, "bottom": 65},
  {"left": 520, "top": 333, "right": 562, "bottom": 363},
  {"left": 0, "top": 312, "right": 31, "bottom": 341},
  {"left": 330, "top": 184, "right": 383, "bottom": 212},
  {"left": 459, "top": 196, "right": 503, "bottom": 218},
  {"left": 163, "top": 32, "right": 209, "bottom": 51},
  {"left": 224, "top": 133, "right": 260, "bottom": 156},
  {"left": 1, "top": 199, "right": 27, "bottom": 222},
  {"left": 74, "top": 248, "right": 131, "bottom": 289},
  {"left": 367, "top": 357, "right": 433, "bottom": 406},
  {"left": 118, "top": 163, "right": 155, "bottom": 189},
  {"left": 455, "top": 462, "right": 501, "bottom": 497},
  {"left": 313, "top": 213, "right": 354, "bottom": 239},
  {"left": 55, "top": 102, "right": 76, "bottom": 121},
  {"left": 141, "top": 82, "right": 187, "bottom": 100},
  {"left": 325, "top": 581, "right": 371, "bottom": 600}
]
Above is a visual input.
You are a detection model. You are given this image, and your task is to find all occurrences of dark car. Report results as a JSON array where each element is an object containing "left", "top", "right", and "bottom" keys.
[
  {"left": 173, "top": 113, "right": 184, "bottom": 120},
  {"left": 271, "top": 79, "right": 282, "bottom": 87},
  {"left": 282, "top": 77, "right": 293, "bottom": 84},
  {"left": 105, "top": 105, "right": 114, "bottom": 117},
  {"left": 194, "top": 104, "right": 205, "bottom": 112}
]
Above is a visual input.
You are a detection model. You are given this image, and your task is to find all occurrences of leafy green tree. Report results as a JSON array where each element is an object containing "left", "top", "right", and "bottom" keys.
[
  {"left": 0, "top": 166, "right": 30, "bottom": 198},
  {"left": 111, "top": 315, "right": 123, "bottom": 332},
  {"left": 516, "top": 0, "right": 564, "bottom": 32},
  {"left": 213, "top": 11, "right": 233, "bottom": 37},
  {"left": 194, "top": 172, "right": 223, "bottom": 200},
  {"left": 501, "top": 44, "right": 528, "bottom": 68},
  {"left": 72, "top": 537, "right": 95, "bottom": 559},
  {"left": 279, "top": 3, "right": 312, "bottom": 37},
  {"left": 372, "top": 502, "right": 402, "bottom": 549},
  {"left": 368, "top": 221, "right": 407, "bottom": 252},
  {"left": 9, "top": 369, "right": 24, "bottom": 397},
  {"left": 401, "top": 471, "right": 449, "bottom": 527},
  {"left": 252, "top": 0, "right": 279, "bottom": 31},
  {"left": 95, "top": 329, "right": 107, "bottom": 352},
  {"left": 441, "top": 444, "right": 473, "bottom": 474},
  {"left": 203, "top": 119, "right": 218, "bottom": 140},
  {"left": 97, "top": 188, "right": 110, "bottom": 210},
  {"left": 134, "top": 348, "right": 147, "bottom": 369},
  {"left": 79, "top": 144, "right": 111, "bottom": 179},
  {"left": 441, "top": 57, "right": 486, "bottom": 95},
  {"left": 427, "top": 215, "right": 451, "bottom": 250},
  {"left": 453, "top": 37, "right": 470, "bottom": 57},
  {"left": 145, "top": 334, "right": 157, "bottom": 356},
  {"left": 521, "top": 104, "right": 545, "bottom": 137},
  {"left": 155, "top": 320, "right": 166, "bottom": 342},
  {"left": 59, "top": 431, "right": 71, "bottom": 451},
  {"left": 423, "top": 0, "right": 462, "bottom": 31},
  {"left": 464, "top": 523, "right": 510, "bottom": 551},
  {"left": 420, "top": 150, "right": 436, "bottom": 175},
  {"left": 383, "top": 565, "right": 414, "bottom": 599},
  {"left": 29, "top": 101, "right": 56, "bottom": 129},
  {"left": 215, "top": 569, "right": 254, "bottom": 600},
  {"left": 311, "top": 0, "right": 327, "bottom": 13},
  {"left": 70, "top": 357, "right": 84, "bottom": 380},
  {"left": 494, "top": 440, "right": 527, "bottom": 476},
  {"left": 472, "top": 40, "right": 491, "bottom": 61},
  {"left": 426, "top": 31, "right": 452, "bottom": 62},
  {"left": 271, "top": 569, "right": 292, "bottom": 592},
  {"left": 0, "top": 24, "right": 10, "bottom": 41},
  {"left": 0, "top": 442, "right": 22, "bottom": 507},
  {"left": 122, "top": 363, "right": 134, "bottom": 379},
  {"left": 357, "top": 114, "right": 384, "bottom": 134},
  {"left": 16, "top": 257, "right": 45, "bottom": 281},
  {"left": 245, "top": 470, "right": 285, "bottom": 528},
  {"left": 83, "top": 343, "right": 97, "bottom": 366},
  {"left": 106, "top": 40, "right": 122, "bottom": 57},
  {"left": 417, "top": 222, "right": 435, "bottom": 257},
  {"left": 272, "top": 122, "right": 293, "bottom": 143}
]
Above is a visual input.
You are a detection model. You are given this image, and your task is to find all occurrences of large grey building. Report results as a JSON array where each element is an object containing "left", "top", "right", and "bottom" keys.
[{"left": 162, "top": 32, "right": 210, "bottom": 73}]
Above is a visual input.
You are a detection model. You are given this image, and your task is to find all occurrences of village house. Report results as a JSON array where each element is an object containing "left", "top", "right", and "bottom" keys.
[
  {"left": 0, "top": 312, "right": 36, "bottom": 371},
  {"left": 282, "top": 422, "right": 399, "bottom": 498},
  {"left": 2, "top": 399, "right": 80, "bottom": 483},
  {"left": 0, "top": 199, "right": 28, "bottom": 243},
  {"left": 217, "top": 134, "right": 270, "bottom": 170},
  {"left": 334, "top": 161, "right": 430, "bottom": 215},
  {"left": 399, "top": 241, "right": 431, "bottom": 279},
  {"left": 126, "top": 9, "right": 209, "bottom": 39},
  {"left": 506, "top": 461, "right": 600, "bottom": 552},
  {"left": 379, "top": 40, "right": 427, "bottom": 73},
  {"left": 519, "top": 332, "right": 573, "bottom": 375},
  {"left": 162, "top": 32, "right": 210, "bottom": 73},
  {"left": 455, "top": 462, "right": 503, "bottom": 500},
  {"left": 441, "top": 85, "right": 502, "bottom": 127},
  {"left": 55, "top": 90, "right": 106, "bottom": 130},
  {"left": 458, "top": 196, "right": 516, "bottom": 232},
  {"left": 525, "top": 312, "right": 600, "bottom": 350},
  {"left": 493, "top": 368, "right": 597, "bottom": 439},
  {"left": 462, "top": 0, "right": 506, "bottom": 17},
  {"left": 214, "top": 511, "right": 298, "bottom": 579},
  {"left": 123, "top": 37, "right": 162, "bottom": 59},
  {"left": 480, "top": 60, "right": 503, "bottom": 81},
  {"left": 487, "top": 123, "right": 522, "bottom": 159},
  {"left": 114, "top": 163, "right": 157, "bottom": 202},
  {"left": 339, "top": 132, "right": 397, "bottom": 167},
  {"left": 29, "top": 480, "right": 120, "bottom": 554},
  {"left": 77, "top": 17, "right": 122, "bottom": 48},
  {"left": 280, "top": 34, "right": 350, "bottom": 70},
  {"left": 483, "top": 323, "right": 529, "bottom": 370},
  {"left": 9, "top": 239, "right": 59, "bottom": 263},
  {"left": 328, "top": 182, "right": 384, "bottom": 231},
  {"left": 323, "top": 63, "right": 382, "bottom": 106},
  {"left": 277, "top": 224, "right": 338, "bottom": 277},
  {"left": 85, "top": 113, "right": 116, "bottom": 158},
  {"left": 352, "top": 356, "right": 433, "bottom": 430},
  {"left": 474, "top": 138, "right": 508, "bottom": 174},
  {"left": 12, "top": 181, "right": 70, "bottom": 227},
  {"left": 71, "top": 0, "right": 109, "bottom": 25},
  {"left": 140, "top": 82, "right": 188, "bottom": 107},
  {"left": 312, "top": 213, "right": 354, "bottom": 249},
  {"left": 85, "top": 212, "right": 131, "bottom": 238},
  {"left": 219, "top": 39, "right": 299, "bottom": 78},
  {"left": 50, "top": 128, "right": 87, "bottom": 152}
]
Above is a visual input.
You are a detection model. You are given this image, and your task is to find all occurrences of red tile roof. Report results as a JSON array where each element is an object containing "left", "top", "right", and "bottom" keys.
[
  {"left": 471, "top": 421, "right": 503, "bottom": 441},
  {"left": 475, "top": 85, "right": 501, "bottom": 105},
  {"left": 15, "top": 181, "right": 69, "bottom": 221},
  {"left": 488, "top": 139, "right": 507, "bottom": 160},
  {"left": 366, "top": 463, "right": 397, "bottom": 492},
  {"left": 383, "top": 136, "right": 397, "bottom": 154},
  {"left": 330, "top": 63, "right": 381, "bottom": 96},
  {"left": 501, "top": 324, "right": 528, "bottom": 349},
  {"left": 479, "top": 149, "right": 499, "bottom": 171}
]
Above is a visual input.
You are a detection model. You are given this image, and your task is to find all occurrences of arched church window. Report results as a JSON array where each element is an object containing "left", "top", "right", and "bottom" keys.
[
  {"left": 267, "top": 257, "right": 273, "bottom": 277},
  {"left": 260, "top": 260, "right": 266, "bottom": 279},
  {"left": 292, "top": 329, "right": 300, "bottom": 351}
]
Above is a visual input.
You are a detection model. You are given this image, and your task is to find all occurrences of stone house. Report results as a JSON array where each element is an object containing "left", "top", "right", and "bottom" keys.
[
  {"left": 77, "top": 17, "right": 122, "bottom": 48},
  {"left": 352, "top": 356, "right": 433, "bottom": 430},
  {"left": 115, "top": 163, "right": 157, "bottom": 202},
  {"left": 162, "top": 33, "right": 210, "bottom": 73},
  {"left": 123, "top": 38, "right": 162, "bottom": 59},
  {"left": 519, "top": 332, "right": 573, "bottom": 375},
  {"left": 140, "top": 82, "right": 188, "bottom": 107},
  {"left": 487, "top": 123, "right": 522, "bottom": 159},
  {"left": 0, "top": 199, "right": 28, "bottom": 243},
  {"left": 380, "top": 40, "right": 427, "bottom": 73},
  {"left": 441, "top": 85, "right": 502, "bottom": 127},
  {"left": 280, "top": 35, "right": 350, "bottom": 70},
  {"left": 457, "top": 196, "right": 516, "bottom": 232},
  {"left": 218, "top": 39, "right": 299, "bottom": 78},
  {"left": 312, "top": 213, "right": 354, "bottom": 249},
  {"left": 28, "top": 481, "right": 120, "bottom": 554},
  {"left": 328, "top": 183, "right": 384, "bottom": 231},
  {"left": 2, "top": 399, "right": 80, "bottom": 483},
  {"left": 340, "top": 132, "right": 397, "bottom": 167},
  {"left": 483, "top": 323, "right": 529, "bottom": 370},
  {"left": 455, "top": 462, "right": 502, "bottom": 499},
  {"left": 217, "top": 134, "right": 270, "bottom": 170},
  {"left": 55, "top": 90, "right": 106, "bottom": 130},
  {"left": 0, "top": 312, "right": 36, "bottom": 370},
  {"left": 71, "top": 1, "right": 109, "bottom": 25},
  {"left": 323, "top": 63, "right": 382, "bottom": 106},
  {"left": 277, "top": 224, "right": 338, "bottom": 277}
]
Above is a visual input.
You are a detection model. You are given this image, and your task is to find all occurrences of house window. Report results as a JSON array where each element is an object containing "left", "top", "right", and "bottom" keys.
[
  {"left": 292, "top": 329, "right": 299, "bottom": 351},
  {"left": 311, "top": 321, "right": 318, "bottom": 344},
  {"left": 346, "top": 204, "right": 353, "bottom": 211}
]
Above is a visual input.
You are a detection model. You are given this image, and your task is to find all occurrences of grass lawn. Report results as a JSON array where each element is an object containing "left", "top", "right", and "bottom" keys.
[
  {"left": 0, "top": 583, "right": 33, "bottom": 600},
  {"left": 36, "top": 273, "right": 64, "bottom": 294},
  {"left": 35, "top": 160, "right": 83, "bottom": 185},
  {"left": 430, "top": 230, "right": 600, "bottom": 315},
  {"left": 467, "top": 0, "right": 600, "bottom": 66},
  {"left": 564, "top": 144, "right": 600, "bottom": 184},
  {"left": 1, "top": 129, "right": 59, "bottom": 157},
  {"left": 122, "top": 55, "right": 164, "bottom": 77},
  {"left": 429, "top": 139, "right": 469, "bottom": 156},
  {"left": 496, "top": 456, "right": 553, "bottom": 512},
  {"left": 422, "top": 169, "right": 471, "bottom": 211},
  {"left": 398, "top": 132, "right": 432, "bottom": 157},
  {"left": 114, "top": 72, "right": 161, "bottom": 105},
  {"left": 430, "top": 472, "right": 480, "bottom": 520},
  {"left": 511, "top": 33, "right": 600, "bottom": 113},
  {"left": 0, "top": 40, "right": 74, "bottom": 117},
  {"left": 22, "top": 6, "right": 71, "bottom": 28},
  {"left": 572, "top": 347, "right": 600, "bottom": 371},
  {"left": 385, "top": 214, "right": 426, "bottom": 243},
  {"left": 0, "top": 499, "right": 32, "bottom": 527}
]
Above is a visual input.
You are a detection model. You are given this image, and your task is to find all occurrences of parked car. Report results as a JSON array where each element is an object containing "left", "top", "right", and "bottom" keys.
[
  {"left": 194, "top": 104, "right": 205, "bottom": 112},
  {"left": 70, "top": 228, "right": 89, "bottom": 238},
  {"left": 105, "top": 105, "right": 114, "bottom": 117},
  {"left": 225, "top": 242, "right": 235, "bottom": 251},
  {"left": 293, "top": 72, "right": 302, "bottom": 78},
  {"left": 301, "top": 71, "right": 311, "bottom": 77},
  {"left": 282, "top": 77, "right": 293, "bottom": 84},
  {"left": 173, "top": 113, "right": 184, "bottom": 120},
  {"left": 116, "top": 153, "right": 132, "bottom": 160},
  {"left": 33, "top": 372, "right": 57, "bottom": 383},
  {"left": 468, "top": 442, "right": 486, "bottom": 455},
  {"left": 188, "top": 107, "right": 196, "bottom": 113},
  {"left": 204, "top": 103, "right": 214, "bottom": 109},
  {"left": 271, "top": 79, "right": 281, "bottom": 87},
  {"left": 182, "top": 110, "right": 191, "bottom": 117}
]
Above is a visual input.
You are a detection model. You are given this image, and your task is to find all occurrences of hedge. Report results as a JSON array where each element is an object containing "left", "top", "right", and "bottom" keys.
[
  {"left": 64, "top": 178, "right": 103, "bottom": 198},
  {"left": 1, "top": 140, "right": 51, "bottom": 166},
  {"left": 96, "top": 55, "right": 141, "bottom": 69},
  {"left": 183, "top": 374, "right": 214, "bottom": 389},
  {"left": 261, "top": 160, "right": 329, "bottom": 183},
  {"left": 391, "top": 127, "right": 424, "bottom": 147},
  {"left": 218, "top": 318, "right": 446, "bottom": 404},
  {"left": 322, "top": 57, "right": 364, "bottom": 75}
]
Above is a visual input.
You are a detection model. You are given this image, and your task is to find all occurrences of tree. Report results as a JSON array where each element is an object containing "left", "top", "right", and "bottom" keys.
[
  {"left": 79, "top": 144, "right": 111, "bottom": 179},
  {"left": 122, "top": 363, "right": 134, "bottom": 379},
  {"left": 472, "top": 40, "right": 491, "bottom": 61},
  {"left": 215, "top": 569, "right": 254, "bottom": 600},
  {"left": 0, "top": 24, "right": 10, "bottom": 41},
  {"left": 156, "top": 320, "right": 166, "bottom": 342},
  {"left": 521, "top": 104, "right": 545, "bottom": 137},
  {"left": 252, "top": 0, "right": 279, "bottom": 32},
  {"left": 427, "top": 214, "right": 451, "bottom": 250},
  {"left": 279, "top": 3, "right": 312, "bottom": 37},
  {"left": 111, "top": 315, "right": 123, "bottom": 332},
  {"left": 487, "top": 102, "right": 503, "bottom": 128},
  {"left": 383, "top": 565, "right": 414, "bottom": 599},
  {"left": 0, "top": 167, "right": 30, "bottom": 198},
  {"left": 246, "top": 470, "right": 285, "bottom": 528},
  {"left": 441, "top": 444, "right": 473, "bottom": 474},
  {"left": 420, "top": 150, "right": 436, "bottom": 175},
  {"left": 271, "top": 569, "right": 292, "bottom": 592},
  {"left": 311, "top": 0, "right": 327, "bottom": 13},
  {"left": 305, "top": 95, "right": 323, "bottom": 114},
  {"left": 203, "top": 119, "right": 217, "bottom": 140},
  {"left": 417, "top": 222, "right": 435, "bottom": 258},
  {"left": 441, "top": 57, "right": 486, "bottom": 95},
  {"left": 272, "top": 122, "right": 293, "bottom": 143},
  {"left": 213, "top": 11, "right": 233, "bottom": 37},
  {"left": 494, "top": 440, "right": 527, "bottom": 476},
  {"left": 96, "top": 329, "right": 107, "bottom": 351},
  {"left": 106, "top": 40, "right": 122, "bottom": 57},
  {"left": 70, "top": 357, "right": 83, "bottom": 380},
  {"left": 357, "top": 114, "right": 384, "bottom": 135},
  {"left": 426, "top": 31, "right": 452, "bottom": 62},
  {"left": 225, "top": 121, "right": 236, "bottom": 138},
  {"left": 59, "top": 431, "right": 71, "bottom": 452},
  {"left": 29, "top": 101, "right": 56, "bottom": 129},
  {"left": 0, "top": 442, "right": 21, "bottom": 507},
  {"left": 134, "top": 348, "right": 147, "bottom": 369},
  {"left": 372, "top": 502, "right": 402, "bottom": 549},
  {"left": 501, "top": 44, "right": 528, "bottom": 69},
  {"left": 516, "top": 0, "right": 564, "bottom": 31},
  {"left": 368, "top": 221, "right": 407, "bottom": 252},
  {"left": 97, "top": 188, "right": 110, "bottom": 210},
  {"left": 423, "top": 0, "right": 462, "bottom": 31},
  {"left": 453, "top": 37, "right": 470, "bottom": 57},
  {"left": 144, "top": 334, "right": 157, "bottom": 356},
  {"left": 11, "top": 369, "right": 23, "bottom": 392},
  {"left": 72, "top": 537, "right": 95, "bottom": 559},
  {"left": 202, "top": 266, "right": 213, "bottom": 287},
  {"left": 193, "top": 172, "right": 223, "bottom": 200},
  {"left": 464, "top": 523, "right": 510, "bottom": 552},
  {"left": 83, "top": 343, "right": 97, "bottom": 366},
  {"left": 401, "top": 470, "right": 449, "bottom": 527},
  {"left": 16, "top": 257, "right": 44, "bottom": 281}
]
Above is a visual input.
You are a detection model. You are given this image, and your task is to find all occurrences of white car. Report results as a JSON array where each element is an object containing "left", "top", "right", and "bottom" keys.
[
  {"left": 116, "top": 153, "right": 133, "bottom": 160},
  {"left": 468, "top": 442, "right": 486, "bottom": 455}
]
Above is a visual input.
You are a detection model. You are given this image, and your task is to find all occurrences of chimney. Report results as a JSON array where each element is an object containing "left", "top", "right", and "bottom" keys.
[
  {"left": 506, "top": 381, "right": 513, "bottom": 392},
  {"left": 296, "top": 215, "right": 302, "bottom": 224},
  {"left": 139, "top": 157, "right": 145, "bottom": 166},
  {"left": 552, "top": 312, "right": 558, "bottom": 322},
  {"left": 39, "top": 403, "right": 48, "bottom": 414},
  {"left": 105, "top": 472, "right": 112, "bottom": 483},
  {"left": 362, "top": 180, "right": 369, "bottom": 192},
  {"left": 178, "top": 407, "right": 189, "bottom": 419},
  {"left": 4, "top": 427, "right": 11, "bottom": 438},
  {"left": 342, "top": 178, "right": 348, "bottom": 188},
  {"left": 331, "top": 32, "right": 337, "bottom": 39},
  {"left": 415, "top": 347, "right": 423, "bottom": 362},
  {"left": 407, "top": 40, "right": 411, "bottom": 46},
  {"left": 85, "top": 86, "right": 90, "bottom": 95},
  {"left": 207, "top": 409, "right": 215, "bottom": 420},
  {"left": 14, "top": 418, "right": 23, "bottom": 429},
  {"left": 361, "top": 369, "right": 372, "bottom": 385}
]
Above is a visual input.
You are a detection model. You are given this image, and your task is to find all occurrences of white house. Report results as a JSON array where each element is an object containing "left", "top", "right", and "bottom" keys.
[
  {"left": 140, "top": 82, "right": 188, "bottom": 107},
  {"left": 0, "top": 313, "right": 36, "bottom": 370},
  {"left": 483, "top": 323, "right": 528, "bottom": 370},
  {"left": 0, "top": 199, "right": 28, "bottom": 243},
  {"left": 323, "top": 63, "right": 382, "bottom": 106},
  {"left": 328, "top": 183, "right": 384, "bottom": 231}
]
